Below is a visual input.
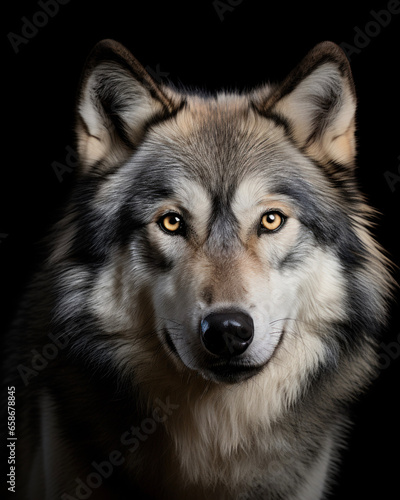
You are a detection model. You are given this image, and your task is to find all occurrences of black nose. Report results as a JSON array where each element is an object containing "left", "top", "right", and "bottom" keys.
[{"left": 200, "top": 311, "right": 254, "bottom": 357}]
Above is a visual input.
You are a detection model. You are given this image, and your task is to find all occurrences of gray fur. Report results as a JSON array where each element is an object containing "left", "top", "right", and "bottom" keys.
[{"left": 3, "top": 40, "right": 393, "bottom": 500}]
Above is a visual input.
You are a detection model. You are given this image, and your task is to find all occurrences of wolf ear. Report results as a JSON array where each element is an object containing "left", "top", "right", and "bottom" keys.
[
  {"left": 76, "top": 39, "right": 180, "bottom": 171},
  {"left": 255, "top": 41, "right": 357, "bottom": 165}
]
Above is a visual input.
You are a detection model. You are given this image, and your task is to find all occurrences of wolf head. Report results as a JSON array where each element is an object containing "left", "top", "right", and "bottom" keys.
[{"left": 52, "top": 41, "right": 391, "bottom": 395}]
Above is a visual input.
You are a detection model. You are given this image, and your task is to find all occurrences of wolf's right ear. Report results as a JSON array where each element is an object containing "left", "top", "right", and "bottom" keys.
[{"left": 76, "top": 39, "right": 181, "bottom": 172}]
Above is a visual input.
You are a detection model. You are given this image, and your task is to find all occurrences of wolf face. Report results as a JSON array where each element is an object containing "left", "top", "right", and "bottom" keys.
[
  {"left": 66, "top": 40, "right": 390, "bottom": 394},
  {"left": 113, "top": 104, "right": 348, "bottom": 386}
]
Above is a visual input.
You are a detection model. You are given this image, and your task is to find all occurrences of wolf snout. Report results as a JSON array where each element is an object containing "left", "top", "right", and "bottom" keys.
[{"left": 200, "top": 311, "right": 254, "bottom": 357}]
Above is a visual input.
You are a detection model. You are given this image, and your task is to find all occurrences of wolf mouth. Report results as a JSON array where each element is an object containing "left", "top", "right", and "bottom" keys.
[
  {"left": 207, "top": 361, "right": 265, "bottom": 383},
  {"left": 163, "top": 327, "right": 267, "bottom": 383}
]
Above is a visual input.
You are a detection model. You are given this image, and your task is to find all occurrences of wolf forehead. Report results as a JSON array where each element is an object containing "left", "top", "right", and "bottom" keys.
[
  {"left": 107, "top": 95, "right": 319, "bottom": 214},
  {"left": 76, "top": 39, "right": 360, "bottom": 219}
]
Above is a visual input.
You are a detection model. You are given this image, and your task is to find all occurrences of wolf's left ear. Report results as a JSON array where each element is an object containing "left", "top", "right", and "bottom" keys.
[
  {"left": 76, "top": 39, "right": 181, "bottom": 172},
  {"left": 255, "top": 41, "right": 357, "bottom": 165}
]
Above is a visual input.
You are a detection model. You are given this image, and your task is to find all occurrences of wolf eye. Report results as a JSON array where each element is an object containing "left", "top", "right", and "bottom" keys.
[
  {"left": 260, "top": 211, "right": 285, "bottom": 233},
  {"left": 158, "top": 212, "right": 185, "bottom": 235}
]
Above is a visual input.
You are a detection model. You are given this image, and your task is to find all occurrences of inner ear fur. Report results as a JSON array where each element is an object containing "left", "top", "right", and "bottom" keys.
[
  {"left": 75, "top": 39, "right": 181, "bottom": 172},
  {"left": 254, "top": 41, "right": 357, "bottom": 166}
]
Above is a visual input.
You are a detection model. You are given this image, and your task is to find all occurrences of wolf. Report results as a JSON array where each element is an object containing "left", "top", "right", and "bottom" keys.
[{"left": 3, "top": 40, "right": 393, "bottom": 499}]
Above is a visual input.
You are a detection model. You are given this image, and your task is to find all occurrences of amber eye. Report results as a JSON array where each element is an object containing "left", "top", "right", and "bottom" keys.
[
  {"left": 260, "top": 211, "right": 285, "bottom": 232},
  {"left": 158, "top": 212, "right": 185, "bottom": 235}
]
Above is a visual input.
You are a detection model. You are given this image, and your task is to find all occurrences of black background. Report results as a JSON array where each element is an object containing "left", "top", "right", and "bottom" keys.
[{"left": 2, "top": 1, "right": 399, "bottom": 498}]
